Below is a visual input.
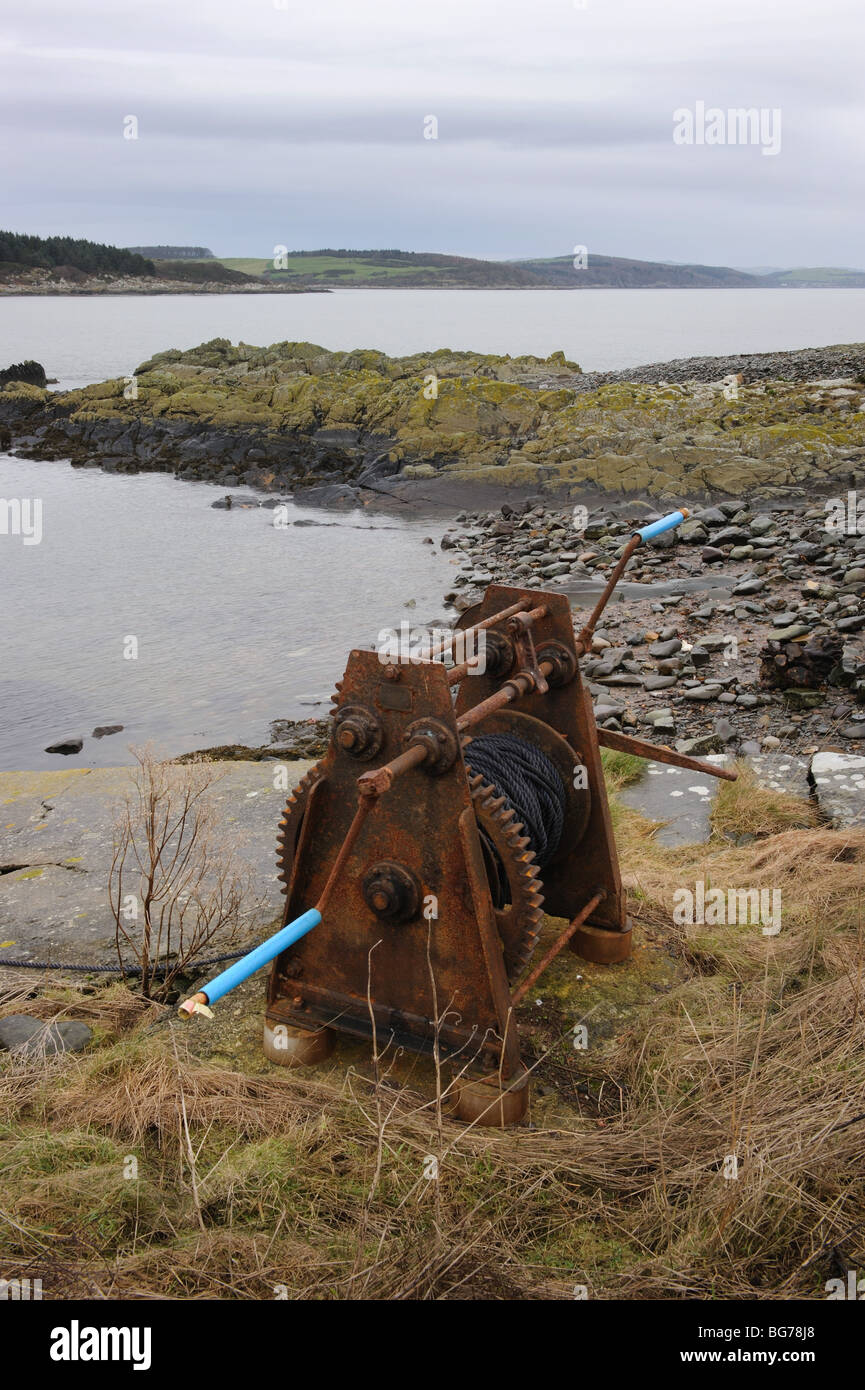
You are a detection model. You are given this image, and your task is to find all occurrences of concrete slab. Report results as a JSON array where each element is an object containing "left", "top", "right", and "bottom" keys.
[
  {"left": 809, "top": 752, "right": 865, "bottom": 829},
  {"left": 616, "top": 753, "right": 812, "bottom": 846},
  {"left": 617, "top": 757, "right": 729, "bottom": 846},
  {"left": 0, "top": 760, "right": 314, "bottom": 966},
  {"left": 744, "top": 754, "right": 811, "bottom": 800}
]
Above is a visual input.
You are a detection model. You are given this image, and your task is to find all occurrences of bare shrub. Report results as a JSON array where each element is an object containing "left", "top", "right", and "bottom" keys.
[{"left": 109, "top": 747, "right": 254, "bottom": 999}]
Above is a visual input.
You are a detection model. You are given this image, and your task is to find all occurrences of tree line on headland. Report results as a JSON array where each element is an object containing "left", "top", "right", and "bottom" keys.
[{"left": 0, "top": 231, "right": 155, "bottom": 276}]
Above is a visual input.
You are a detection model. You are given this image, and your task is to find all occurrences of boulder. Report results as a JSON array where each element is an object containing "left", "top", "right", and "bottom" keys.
[
  {"left": 45, "top": 737, "right": 84, "bottom": 755},
  {"left": 0, "top": 359, "right": 47, "bottom": 388},
  {"left": 0, "top": 1014, "right": 93, "bottom": 1055},
  {"left": 809, "top": 752, "right": 865, "bottom": 827}
]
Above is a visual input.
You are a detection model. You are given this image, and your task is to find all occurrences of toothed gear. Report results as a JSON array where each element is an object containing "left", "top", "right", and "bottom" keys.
[
  {"left": 275, "top": 762, "right": 326, "bottom": 892},
  {"left": 275, "top": 757, "right": 544, "bottom": 982},
  {"left": 464, "top": 766, "right": 545, "bottom": 980}
]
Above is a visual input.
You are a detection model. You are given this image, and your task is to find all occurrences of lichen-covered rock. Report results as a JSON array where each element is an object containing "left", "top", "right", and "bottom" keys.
[{"left": 2, "top": 337, "right": 863, "bottom": 501}]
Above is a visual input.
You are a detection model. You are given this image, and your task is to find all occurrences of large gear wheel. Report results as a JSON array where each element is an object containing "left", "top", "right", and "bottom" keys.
[
  {"left": 275, "top": 762, "right": 544, "bottom": 983},
  {"left": 464, "top": 768, "right": 544, "bottom": 980},
  {"left": 275, "top": 763, "right": 326, "bottom": 894}
]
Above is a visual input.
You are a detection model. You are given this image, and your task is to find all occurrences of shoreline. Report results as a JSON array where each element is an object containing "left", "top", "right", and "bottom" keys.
[{"left": 6, "top": 283, "right": 865, "bottom": 298}]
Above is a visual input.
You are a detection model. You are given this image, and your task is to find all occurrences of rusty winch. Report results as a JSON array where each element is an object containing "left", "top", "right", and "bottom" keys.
[{"left": 180, "top": 511, "right": 736, "bottom": 1125}]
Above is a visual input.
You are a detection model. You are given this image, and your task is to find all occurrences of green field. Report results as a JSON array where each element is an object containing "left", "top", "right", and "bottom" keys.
[
  {"left": 765, "top": 265, "right": 865, "bottom": 286},
  {"left": 215, "top": 255, "right": 448, "bottom": 283}
]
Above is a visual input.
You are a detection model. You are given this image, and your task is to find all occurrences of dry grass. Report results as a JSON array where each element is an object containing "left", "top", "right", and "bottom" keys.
[
  {"left": 1, "top": 784, "right": 864, "bottom": 1301},
  {"left": 711, "top": 761, "right": 820, "bottom": 840}
]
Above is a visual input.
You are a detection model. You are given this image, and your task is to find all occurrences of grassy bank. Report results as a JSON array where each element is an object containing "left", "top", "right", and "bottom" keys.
[{"left": 2, "top": 764, "right": 862, "bottom": 1301}]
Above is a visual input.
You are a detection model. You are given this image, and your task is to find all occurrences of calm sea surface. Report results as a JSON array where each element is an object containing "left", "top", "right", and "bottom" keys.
[
  {"left": 1, "top": 287, "right": 863, "bottom": 389},
  {"left": 0, "top": 455, "right": 456, "bottom": 770},
  {"left": 1, "top": 287, "right": 863, "bottom": 768}
]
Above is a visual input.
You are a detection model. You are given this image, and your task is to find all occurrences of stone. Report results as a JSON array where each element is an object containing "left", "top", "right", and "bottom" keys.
[
  {"left": 713, "top": 526, "right": 752, "bottom": 546},
  {"left": 746, "top": 753, "right": 811, "bottom": 799},
  {"left": 593, "top": 703, "right": 624, "bottom": 720},
  {"left": 92, "top": 725, "right": 123, "bottom": 739},
  {"left": 643, "top": 706, "right": 674, "bottom": 724},
  {"left": 45, "top": 738, "right": 84, "bottom": 755},
  {"left": 648, "top": 639, "right": 682, "bottom": 659},
  {"left": 0, "top": 1014, "right": 93, "bottom": 1055},
  {"left": 677, "top": 734, "right": 723, "bottom": 756},
  {"left": 809, "top": 751, "right": 865, "bottom": 827},
  {"left": 714, "top": 717, "right": 737, "bottom": 743},
  {"left": 682, "top": 685, "right": 722, "bottom": 701},
  {"left": 783, "top": 689, "right": 825, "bottom": 710}
]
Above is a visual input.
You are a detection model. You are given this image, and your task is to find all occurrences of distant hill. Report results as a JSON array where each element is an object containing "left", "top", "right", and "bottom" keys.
[
  {"left": 0, "top": 230, "right": 153, "bottom": 277},
  {"left": 126, "top": 245, "right": 214, "bottom": 260},
  {"left": 213, "top": 248, "right": 775, "bottom": 289},
  {"left": 215, "top": 249, "right": 547, "bottom": 288},
  {"left": 511, "top": 253, "right": 761, "bottom": 288},
  {"left": 759, "top": 266, "right": 865, "bottom": 288},
  {"left": 6, "top": 233, "right": 865, "bottom": 293}
]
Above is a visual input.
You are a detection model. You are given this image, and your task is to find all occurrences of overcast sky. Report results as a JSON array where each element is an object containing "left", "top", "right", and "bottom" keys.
[{"left": 2, "top": 0, "right": 863, "bottom": 265}]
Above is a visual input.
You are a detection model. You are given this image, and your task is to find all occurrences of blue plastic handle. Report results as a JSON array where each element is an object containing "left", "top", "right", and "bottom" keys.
[
  {"left": 634, "top": 510, "right": 687, "bottom": 544},
  {"left": 199, "top": 907, "right": 322, "bottom": 1005}
]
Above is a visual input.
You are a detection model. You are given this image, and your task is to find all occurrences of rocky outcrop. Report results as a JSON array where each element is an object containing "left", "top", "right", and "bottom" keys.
[
  {"left": 1, "top": 337, "right": 863, "bottom": 501},
  {"left": 0, "top": 359, "right": 47, "bottom": 388}
]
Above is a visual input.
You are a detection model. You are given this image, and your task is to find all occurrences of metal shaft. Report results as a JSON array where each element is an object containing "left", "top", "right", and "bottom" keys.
[
  {"left": 455, "top": 660, "right": 554, "bottom": 733},
  {"left": 575, "top": 534, "right": 640, "bottom": 654},
  {"left": 427, "top": 598, "right": 532, "bottom": 661},
  {"left": 316, "top": 797, "right": 374, "bottom": 910},
  {"left": 358, "top": 658, "right": 555, "bottom": 797},
  {"left": 446, "top": 604, "right": 548, "bottom": 685},
  {"left": 597, "top": 727, "right": 737, "bottom": 782},
  {"left": 510, "top": 891, "right": 606, "bottom": 1007}
]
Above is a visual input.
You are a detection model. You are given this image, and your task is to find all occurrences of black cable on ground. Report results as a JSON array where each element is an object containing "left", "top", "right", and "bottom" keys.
[
  {"left": 0, "top": 949, "right": 246, "bottom": 976},
  {"left": 464, "top": 732, "right": 567, "bottom": 867}
]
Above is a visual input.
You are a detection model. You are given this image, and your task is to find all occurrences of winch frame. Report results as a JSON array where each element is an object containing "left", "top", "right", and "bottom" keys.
[
  {"left": 180, "top": 511, "right": 738, "bottom": 1125},
  {"left": 265, "top": 583, "right": 631, "bottom": 1084}
]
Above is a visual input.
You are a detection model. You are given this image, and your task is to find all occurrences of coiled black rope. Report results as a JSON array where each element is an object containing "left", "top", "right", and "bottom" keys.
[{"left": 464, "top": 733, "right": 567, "bottom": 868}]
